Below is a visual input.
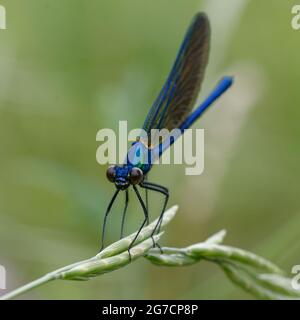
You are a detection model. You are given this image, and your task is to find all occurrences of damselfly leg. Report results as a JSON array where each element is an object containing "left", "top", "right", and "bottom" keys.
[
  {"left": 140, "top": 181, "right": 169, "bottom": 253},
  {"left": 100, "top": 189, "right": 120, "bottom": 251},
  {"left": 120, "top": 189, "right": 129, "bottom": 239},
  {"left": 127, "top": 185, "right": 149, "bottom": 260}
]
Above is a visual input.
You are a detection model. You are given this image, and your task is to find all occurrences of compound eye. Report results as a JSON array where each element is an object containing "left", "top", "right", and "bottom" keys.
[
  {"left": 129, "top": 167, "right": 143, "bottom": 185},
  {"left": 106, "top": 166, "right": 116, "bottom": 183}
]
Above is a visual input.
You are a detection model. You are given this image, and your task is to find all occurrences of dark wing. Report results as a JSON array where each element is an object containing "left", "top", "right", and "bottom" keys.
[{"left": 142, "top": 12, "right": 210, "bottom": 137}]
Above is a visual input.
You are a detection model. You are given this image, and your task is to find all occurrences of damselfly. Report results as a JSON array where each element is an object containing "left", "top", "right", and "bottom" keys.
[{"left": 101, "top": 12, "right": 233, "bottom": 253}]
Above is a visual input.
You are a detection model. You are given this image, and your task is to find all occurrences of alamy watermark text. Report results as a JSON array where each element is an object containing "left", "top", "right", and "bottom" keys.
[
  {"left": 96, "top": 121, "right": 205, "bottom": 175},
  {"left": 0, "top": 4, "right": 6, "bottom": 30},
  {"left": 292, "top": 5, "right": 300, "bottom": 30}
]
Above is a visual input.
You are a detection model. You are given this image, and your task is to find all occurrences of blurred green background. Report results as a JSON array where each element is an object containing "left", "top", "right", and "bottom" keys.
[{"left": 0, "top": 0, "right": 300, "bottom": 299}]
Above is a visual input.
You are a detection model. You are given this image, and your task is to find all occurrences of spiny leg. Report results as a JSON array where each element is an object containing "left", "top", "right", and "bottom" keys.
[
  {"left": 144, "top": 175, "right": 149, "bottom": 223},
  {"left": 99, "top": 189, "right": 120, "bottom": 252},
  {"left": 140, "top": 181, "right": 169, "bottom": 248},
  {"left": 127, "top": 185, "right": 149, "bottom": 260},
  {"left": 120, "top": 189, "right": 129, "bottom": 239},
  {"left": 150, "top": 182, "right": 169, "bottom": 233}
]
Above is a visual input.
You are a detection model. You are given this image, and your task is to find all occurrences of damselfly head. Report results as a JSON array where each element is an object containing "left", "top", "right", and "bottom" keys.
[
  {"left": 106, "top": 165, "right": 144, "bottom": 189},
  {"left": 107, "top": 165, "right": 129, "bottom": 190}
]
